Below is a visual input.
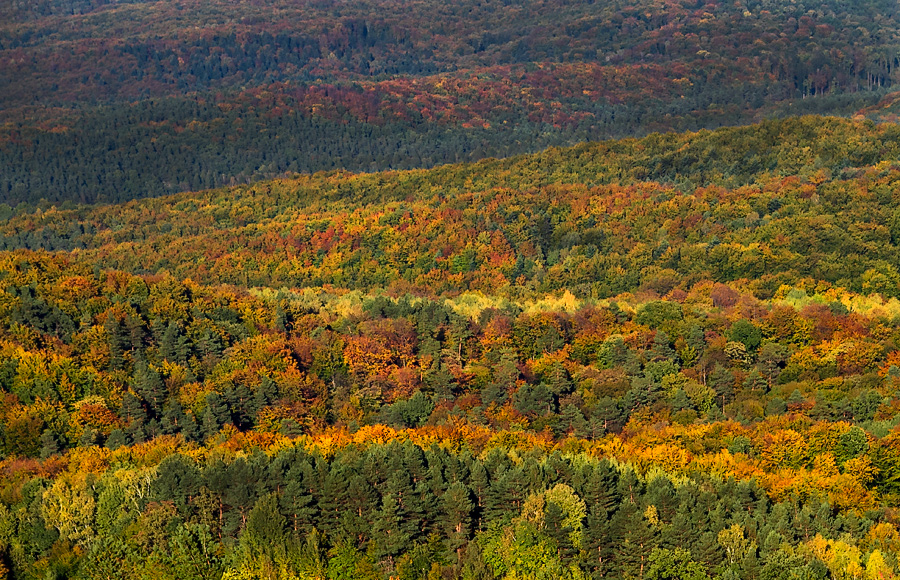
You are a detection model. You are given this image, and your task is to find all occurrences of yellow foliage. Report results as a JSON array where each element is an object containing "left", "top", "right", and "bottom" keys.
[
  {"left": 41, "top": 472, "right": 96, "bottom": 545},
  {"left": 865, "top": 550, "right": 894, "bottom": 580},
  {"left": 758, "top": 429, "right": 807, "bottom": 470},
  {"left": 844, "top": 456, "right": 878, "bottom": 486},
  {"left": 864, "top": 523, "right": 900, "bottom": 555},
  {"left": 65, "top": 446, "right": 111, "bottom": 474}
]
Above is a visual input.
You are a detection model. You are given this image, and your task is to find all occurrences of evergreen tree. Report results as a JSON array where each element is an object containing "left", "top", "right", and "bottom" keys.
[
  {"left": 545, "top": 500, "right": 577, "bottom": 564},
  {"left": 709, "top": 364, "right": 735, "bottom": 407},
  {"left": 39, "top": 429, "right": 60, "bottom": 458},
  {"left": 153, "top": 453, "right": 202, "bottom": 517},
  {"left": 280, "top": 463, "right": 319, "bottom": 535},
  {"left": 160, "top": 321, "right": 191, "bottom": 364},
  {"left": 133, "top": 361, "right": 166, "bottom": 416},
  {"left": 161, "top": 399, "right": 187, "bottom": 435},
  {"left": 649, "top": 331, "right": 677, "bottom": 363},
  {"left": 371, "top": 492, "right": 411, "bottom": 564},
  {"left": 202, "top": 393, "right": 230, "bottom": 439},
  {"left": 610, "top": 504, "right": 657, "bottom": 579},
  {"left": 105, "top": 429, "right": 128, "bottom": 450},
  {"left": 442, "top": 482, "right": 474, "bottom": 557}
]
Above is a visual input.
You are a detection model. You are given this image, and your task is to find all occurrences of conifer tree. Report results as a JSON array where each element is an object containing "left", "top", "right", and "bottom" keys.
[
  {"left": 442, "top": 482, "right": 474, "bottom": 557},
  {"left": 371, "top": 491, "right": 411, "bottom": 565}
]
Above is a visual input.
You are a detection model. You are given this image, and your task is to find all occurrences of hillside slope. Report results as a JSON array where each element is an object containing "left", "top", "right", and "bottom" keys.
[
  {"left": 5, "top": 115, "right": 900, "bottom": 300},
  {"left": 0, "top": 116, "right": 900, "bottom": 578}
]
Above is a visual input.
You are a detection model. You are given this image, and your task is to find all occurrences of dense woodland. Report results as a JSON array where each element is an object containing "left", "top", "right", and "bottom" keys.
[
  {"left": 5, "top": 116, "right": 900, "bottom": 299},
  {"left": 4, "top": 0, "right": 900, "bottom": 202},
  {"left": 0, "top": 117, "right": 899, "bottom": 577}
]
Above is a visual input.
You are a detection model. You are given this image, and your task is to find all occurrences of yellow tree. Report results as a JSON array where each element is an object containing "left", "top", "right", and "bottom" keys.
[{"left": 41, "top": 472, "right": 97, "bottom": 546}]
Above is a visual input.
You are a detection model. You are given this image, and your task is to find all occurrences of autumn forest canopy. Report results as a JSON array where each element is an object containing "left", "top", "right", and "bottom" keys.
[
  {"left": 8, "top": 0, "right": 900, "bottom": 579},
  {"left": 0, "top": 114, "right": 897, "bottom": 579},
  {"left": 5, "top": 0, "right": 900, "bottom": 203}
]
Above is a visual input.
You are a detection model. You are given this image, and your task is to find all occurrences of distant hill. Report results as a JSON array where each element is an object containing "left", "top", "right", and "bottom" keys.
[{"left": 3, "top": 0, "right": 900, "bottom": 203}]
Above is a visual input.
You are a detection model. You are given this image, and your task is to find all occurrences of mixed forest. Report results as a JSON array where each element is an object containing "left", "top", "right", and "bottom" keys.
[
  {"left": 0, "top": 116, "right": 900, "bottom": 578},
  {"left": 6, "top": 0, "right": 900, "bottom": 203}
]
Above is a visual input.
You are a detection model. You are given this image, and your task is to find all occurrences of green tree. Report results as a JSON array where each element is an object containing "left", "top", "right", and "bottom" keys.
[{"left": 645, "top": 547, "right": 708, "bottom": 580}]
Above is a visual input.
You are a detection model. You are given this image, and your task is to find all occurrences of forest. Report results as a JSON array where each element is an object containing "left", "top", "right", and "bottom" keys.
[
  {"left": 4, "top": 0, "right": 900, "bottom": 203},
  {"left": 0, "top": 116, "right": 899, "bottom": 577}
]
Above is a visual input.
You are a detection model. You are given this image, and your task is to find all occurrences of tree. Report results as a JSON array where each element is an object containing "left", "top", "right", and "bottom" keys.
[
  {"left": 728, "top": 320, "right": 762, "bottom": 350},
  {"left": 158, "top": 523, "right": 225, "bottom": 580},
  {"left": 371, "top": 492, "right": 411, "bottom": 565},
  {"left": 442, "top": 482, "right": 474, "bottom": 557},
  {"left": 202, "top": 393, "right": 230, "bottom": 439},
  {"left": 153, "top": 453, "right": 202, "bottom": 516},
  {"left": 512, "top": 383, "right": 554, "bottom": 416},
  {"left": 40, "top": 429, "right": 60, "bottom": 458},
  {"left": 41, "top": 473, "right": 96, "bottom": 546},
  {"left": 646, "top": 547, "right": 708, "bottom": 580}
]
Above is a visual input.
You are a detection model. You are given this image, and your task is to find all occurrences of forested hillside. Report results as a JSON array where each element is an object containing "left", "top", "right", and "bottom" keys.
[
  {"left": 0, "top": 117, "right": 900, "bottom": 578},
  {"left": 4, "top": 0, "right": 900, "bottom": 203},
  {"left": 5, "top": 116, "right": 900, "bottom": 300}
]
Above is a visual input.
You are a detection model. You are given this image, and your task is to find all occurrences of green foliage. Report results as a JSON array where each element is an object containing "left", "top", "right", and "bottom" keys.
[
  {"left": 728, "top": 320, "right": 762, "bottom": 351},
  {"left": 2, "top": 114, "right": 900, "bottom": 580},
  {"left": 646, "top": 547, "right": 708, "bottom": 580},
  {"left": 636, "top": 302, "right": 684, "bottom": 328}
]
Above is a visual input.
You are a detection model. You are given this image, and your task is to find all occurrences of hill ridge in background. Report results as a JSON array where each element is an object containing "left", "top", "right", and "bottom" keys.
[{"left": 4, "top": 0, "right": 900, "bottom": 203}]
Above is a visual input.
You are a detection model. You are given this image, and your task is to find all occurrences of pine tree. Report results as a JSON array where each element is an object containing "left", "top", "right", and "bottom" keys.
[
  {"left": 584, "top": 504, "right": 613, "bottom": 577},
  {"left": 650, "top": 331, "right": 677, "bottom": 363},
  {"left": 105, "top": 314, "right": 128, "bottom": 371},
  {"left": 671, "top": 389, "right": 693, "bottom": 412},
  {"left": 442, "top": 482, "right": 474, "bottom": 558},
  {"left": 121, "top": 391, "right": 148, "bottom": 426},
  {"left": 39, "top": 429, "right": 59, "bottom": 458},
  {"left": 545, "top": 360, "right": 574, "bottom": 396},
  {"left": 225, "top": 383, "right": 254, "bottom": 430},
  {"left": 154, "top": 453, "right": 202, "bottom": 517},
  {"left": 484, "top": 467, "right": 527, "bottom": 522},
  {"left": 546, "top": 500, "right": 577, "bottom": 564},
  {"left": 133, "top": 361, "right": 166, "bottom": 416},
  {"left": 611, "top": 505, "right": 657, "bottom": 579},
  {"left": 181, "top": 412, "right": 201, "bottom": 442},
  {"left": 709, "top": 364, "right": 734, "bottom": 406},
  {"left": 340, "top": 474, "right": 379, "bottom": 542},
  {"left": 242, "top": 492, "right": 287, "bottom": 552},
  {"left": 692, "top": 531, "right": 724, "bottom": 569},
  {"left": 202, "top": 393, "right": 230, "bottom": 439},
  {"left": 483, "top": 348, "right": 519, "bottom": 406},
  {"left": 160, "top": 321, "right": 191, "bottom": 364},
  {"left": 105, "top": 429, "right": 128, "bottom": 450},
  {"left": 78, "top": 427, "right": 98, "bottom": 447},
  {"left": 468, "top": 459, "right": 490, "bottom": 530},
  {"left": 161, "top": 399, "right": 187, "bottom": 434},
  {"left": 222, "top": 457, "right": 257, "bottom": 536},
  {"left": 371, "top": 492, "right": 411, "bottom": 565},
  {"left": 644, "top": 476, "right": 678, "bottom": 523},
  {"left": 280, "top": 463, "right": 319, "bottom": 535},
  {"left": 561, "top": 403, "right": 588, "bottom": 437}
]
